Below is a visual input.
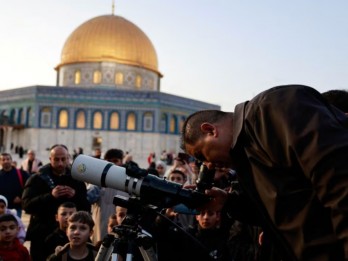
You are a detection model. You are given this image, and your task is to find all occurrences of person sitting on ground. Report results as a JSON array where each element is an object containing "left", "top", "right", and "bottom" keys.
[{"left": 0, "top": 214, "right": 30, "bottom": 261}]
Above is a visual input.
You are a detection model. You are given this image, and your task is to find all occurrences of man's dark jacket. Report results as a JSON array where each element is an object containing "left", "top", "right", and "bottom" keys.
[
  {"left": 228, "top": 85, "right": 348, "bottom": 261},
  {"left": 22, "top": 164, "right": 91, "bottom": 241}
]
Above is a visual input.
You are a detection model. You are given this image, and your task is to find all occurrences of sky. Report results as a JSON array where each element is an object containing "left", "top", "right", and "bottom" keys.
[{"left": 1, "top": 0, "right": 348, "bottom": 112}]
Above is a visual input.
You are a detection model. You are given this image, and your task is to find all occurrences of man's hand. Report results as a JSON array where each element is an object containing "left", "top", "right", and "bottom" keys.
[
  {"left": 52, "top": 185, "right": 75, "bottom": 198},
  {"left": 164, "top": 207, "right": 177, "bottom": 218},
  {"left": 203, "top": 187, "right": 228, "bottom": 212}
]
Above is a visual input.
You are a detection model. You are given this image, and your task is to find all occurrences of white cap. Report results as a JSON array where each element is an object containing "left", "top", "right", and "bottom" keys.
[{"left": 0, "top": 195, "right": 8, "bottom": 207}]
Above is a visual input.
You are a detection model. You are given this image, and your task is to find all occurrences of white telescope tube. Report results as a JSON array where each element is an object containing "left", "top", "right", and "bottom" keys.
[{"left": 71, "top": 154, "right": 143, "bottom": 196}]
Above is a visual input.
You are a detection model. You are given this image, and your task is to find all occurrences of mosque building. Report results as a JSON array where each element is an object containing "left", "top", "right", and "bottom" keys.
[{"left": 0, "top": 11, "right": 219, "bottom": 166}]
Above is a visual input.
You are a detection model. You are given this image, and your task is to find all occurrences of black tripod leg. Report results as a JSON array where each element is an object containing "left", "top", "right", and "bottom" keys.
[
  {"left": 95, "top": 234, "right": 115, "bottom": 261},
  {"left": 125, "top": 238, "right": 137, "bottom": 261},
  {"left": 110, "top": 238, "right": 126, "bottom": 261}
]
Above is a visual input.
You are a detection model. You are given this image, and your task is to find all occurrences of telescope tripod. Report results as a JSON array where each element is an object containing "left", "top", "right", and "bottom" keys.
[
  {"left": 95, "top": 196, "right": 157, "bottom": 261},
  {"left": 95, "top": 223, "right": 157, "bottom": 261}
]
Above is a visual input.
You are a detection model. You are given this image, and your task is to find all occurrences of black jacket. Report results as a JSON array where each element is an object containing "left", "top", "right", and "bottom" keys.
[
  {"left": 22, "top": 164, "right": 91, "bottom": 241},
  {"left": 47, "top": 242, "right": 97, "bottom": 261},
  {"left": 228, "top": 85, "right": 348, "bottom": 261},
  {"left": 44, "top": 228, "right": 69, "bottom": 259}
]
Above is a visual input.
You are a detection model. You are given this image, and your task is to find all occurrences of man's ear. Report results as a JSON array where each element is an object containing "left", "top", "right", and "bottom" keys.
[{"left": 200, "top": 123, "right": 217, "bottom": 136}]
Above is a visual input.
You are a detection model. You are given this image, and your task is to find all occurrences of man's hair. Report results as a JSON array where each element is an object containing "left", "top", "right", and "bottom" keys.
[
  {"left": 68, "top": 211, "right": 94, "bottom": 230},
  {"left": 180, "top": 110, "right": 227, "bottom": 150},
  {"left": 0, "top": 214, "right": 18, "bottom": 225},
  {"left": 0, "top": 153, "right": 12, "bottom": 160},
  {"left": 58, "top": 201, "right": 77, "bottom": 209},
  {"left": 104, "top": 149, "right": 124, "bottom": 161},
  {"left": 321, "top": 89, "right": 348, "bottom": 112},
  {"left": 50, "top": 144, "right": 68, "bottom": 151},
  {"left": 168, "top": 169, "right": 186, "bottom": 180}
]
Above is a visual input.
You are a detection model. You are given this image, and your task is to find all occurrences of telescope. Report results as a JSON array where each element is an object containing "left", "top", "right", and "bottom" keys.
[{"left": 71, "top": 155, "right": 210, "bottom": 209}]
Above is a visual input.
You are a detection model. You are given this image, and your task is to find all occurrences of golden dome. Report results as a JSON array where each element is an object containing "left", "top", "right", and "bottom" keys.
[{"left": 57, "top": 15, "right": 160, "bottom": 74}]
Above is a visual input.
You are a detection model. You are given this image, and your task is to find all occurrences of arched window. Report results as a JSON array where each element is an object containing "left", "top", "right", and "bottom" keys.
[
  {"left": 115, "top": 72, "right": 124, "bottom": 85},
  {"left": 9, "top": 109, "right": 15, "bottom": 124},
  {"left": 20, "top": 108, "right": 26, "bottom": 125},
  {"left": 58, "top": 109, "right": 69, "bottom": 128},
  {"left": 136, "top": 75, "right": 142, "bottom": 88},
  {"left": 143, "top": 112, "right": 153, "bottom": 131},
  {"left": 17, "top": 108, "right": 23, "bottom": 124},
  {"left": 179, "top": 116, "right": 186, "bottom": 134},
  {"left": 109, "top": 112, "right": 120, "bottom": 130},
  {"left": 148, "top": 78, "right": 154, "bottom": 89},
  {"left": 126, "top": 112, "right": 136, "bottom": 131},
  {"left": 40, "top": 107, "right": 52, "bottom": 127},
  {"left": 93, "top": 70, "right": 102, "bottom": 84},
  {"left": 160, "top": 113, "right": 168, "bottom": 133},
  {"left": 76, "top": 110, "right": 86, "bottom": 129},
  {"left": 75, "top": 70, "right": 81, "bottom": 85},
  {"left": 170, "top": 115, "right": 177, "bottom": 133},
  {"left": 26, "top": 107, "right": 32, "bottom": 127},
  {"left": 93, "top": 111, "right": 103, "bottom": 129}
]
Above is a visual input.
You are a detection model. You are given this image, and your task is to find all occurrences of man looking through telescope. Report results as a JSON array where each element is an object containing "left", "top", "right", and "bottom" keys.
[{"left": 180, "top": 85, "right": 348, "bottom": 261}]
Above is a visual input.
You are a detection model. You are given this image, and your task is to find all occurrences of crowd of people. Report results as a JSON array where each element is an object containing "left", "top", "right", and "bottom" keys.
[{"left": 0, "top": 85, "right": 347, "bottom": 261}]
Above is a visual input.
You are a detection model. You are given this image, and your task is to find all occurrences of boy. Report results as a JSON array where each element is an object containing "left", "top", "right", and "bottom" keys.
[
  {"left": 107, "top": 213, "right": 117, "bottom": 234},
  {"left": 95, "top": 213, "right": 118, "bottom": 249},
  {"left": 0, "top": 214, "right": 30, "bottom": 260},
  {"left": 44, "top": 202, "right": 77, "bottom": 259},
  {"left": 192, "top": 209, "right": 230, "bottom": 260},
  {"left": 47, "top": 211, "right": 98, "bottom": 261},
  {"left": 164, "top": 170, "right": 195, "bottom": 230},
  {"left": 0, "top": 195, "right": 26, "bottom": 244},
  {"left": 115, "top": 206, "right": 127, "bottom": 226},
  {"left": 167, "top": 169, "right": 186, "bottom": 185}
]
